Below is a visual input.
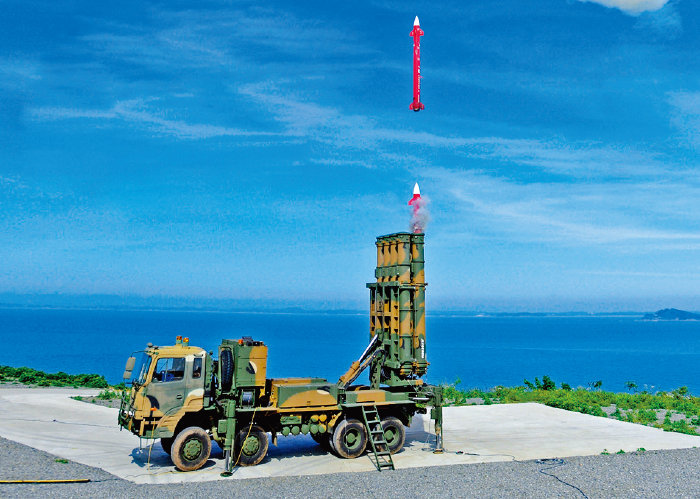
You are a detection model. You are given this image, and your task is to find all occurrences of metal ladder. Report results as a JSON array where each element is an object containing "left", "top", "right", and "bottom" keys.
[{"left": 361, "top": 405, "right": 395, "bottom": 471}]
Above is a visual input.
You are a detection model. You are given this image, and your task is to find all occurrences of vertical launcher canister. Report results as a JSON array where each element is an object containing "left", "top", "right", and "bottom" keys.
[{"left": 368, "top": 232, "right": 427, "bottom": 387}]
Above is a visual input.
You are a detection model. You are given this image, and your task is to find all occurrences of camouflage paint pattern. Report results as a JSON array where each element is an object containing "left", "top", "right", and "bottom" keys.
[
  {"left": 219, "top": 339, "right": 268, "bottom": 388},
  {"left": 119, "top": 344, "right": 209, "bottom": 438},
  {"left": 368, "top": 232, "right": 428, "bottom": 385},
  {"left": 269, "top": 380, "right": 340, "bottom": 411}
]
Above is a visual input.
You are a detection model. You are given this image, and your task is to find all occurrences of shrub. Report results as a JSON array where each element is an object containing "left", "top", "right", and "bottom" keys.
[
  {"left": 0, "top": 365, "right": 109, "bottom": 389},
  {"left": 541, "top": 375, "right": 556, "bottom": 391},
  {"left": 96, "top": 389, "right": 121, "bottom": 400},
  {"left": 440, "top": 377, "right": 699, "bottom": 436}
]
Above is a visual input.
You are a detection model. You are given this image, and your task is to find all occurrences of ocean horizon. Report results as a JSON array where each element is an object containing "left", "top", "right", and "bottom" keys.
[{"left": 1, "top": 307, "right": 698, "bottom": 394}]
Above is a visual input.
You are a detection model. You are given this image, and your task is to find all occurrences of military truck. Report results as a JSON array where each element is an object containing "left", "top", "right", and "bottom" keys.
[{"left": 118, "top": 232, "right": 443, "bottom": 473}]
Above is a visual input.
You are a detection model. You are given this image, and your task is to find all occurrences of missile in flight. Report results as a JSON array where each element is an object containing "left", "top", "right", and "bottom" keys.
[{"left": 409, "top": 16, "right": 425, "bottom": 112}]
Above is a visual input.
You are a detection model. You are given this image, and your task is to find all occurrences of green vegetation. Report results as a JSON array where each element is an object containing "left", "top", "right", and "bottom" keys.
[
  {"left": 54, "top": 458, "right": 69, "bottom": 463},
  {"left": 443, "top": 376, "right": 700, "bottom": 436},
  {"left": 0, "top": 365, "right": 108, "bottom": 388},
  {"left": 95, "top": 388, "right": 121, "bottom": 400}
]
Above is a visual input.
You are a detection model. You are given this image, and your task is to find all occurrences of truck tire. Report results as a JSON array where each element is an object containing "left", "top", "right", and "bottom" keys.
[
  {"left": 311, "top": 432, "right": 332, "bottom": 452},
  {"left": 160, "top": 437, "right": 173, "bottom": 455},
  {"left": 220, "top": 349, "right": 234, "bottom": 392},
  {"left": 381, "top": 416, "right": 405, "bottom": 454},
  {"left": 331, "top": 418, "right": 367, "bottom": 459},
  {"left": 235, "top": 425, "right": 269, "bottom": 466},
  {"left": 170, "top": 426, "right": 211, "bottom": 471}
]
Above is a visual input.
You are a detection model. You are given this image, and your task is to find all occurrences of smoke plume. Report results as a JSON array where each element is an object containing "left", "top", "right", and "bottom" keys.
[{"left": 410, "top": 196, "right": 430, "bottom": 233}]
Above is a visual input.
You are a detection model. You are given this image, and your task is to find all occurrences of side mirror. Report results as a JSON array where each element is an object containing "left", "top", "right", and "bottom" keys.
[{"left": 123, "top": 356, "right": 136, "bottom": 380}]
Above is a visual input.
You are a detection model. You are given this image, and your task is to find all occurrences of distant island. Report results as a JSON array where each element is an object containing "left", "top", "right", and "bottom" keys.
[{"left": 643, "top": 308, "right": 700, "bottom": 321}]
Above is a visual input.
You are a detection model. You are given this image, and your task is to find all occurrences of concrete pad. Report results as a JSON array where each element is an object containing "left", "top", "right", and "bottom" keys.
[{"left": 0, "top": 387, "right": 698, "bottom": 484}]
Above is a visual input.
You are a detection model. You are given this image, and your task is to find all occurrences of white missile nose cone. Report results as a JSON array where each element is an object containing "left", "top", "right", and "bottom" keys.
[
  {"left": 414, "top": 16, "right": 420, "bottom": 26},
  {"left": 413, "top": 182, "right": 420, "bottom": 195}
]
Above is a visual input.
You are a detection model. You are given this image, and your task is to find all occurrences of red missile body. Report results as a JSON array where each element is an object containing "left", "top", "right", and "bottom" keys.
[
  {"left": 409, "top": 16, "right": 424, "bottom": 112},
  {"left": 408, "top": 182, "right": 421, "bottom": 206},
  {"left": 409, "top": 183, "right": 423, "bottom": 233}
]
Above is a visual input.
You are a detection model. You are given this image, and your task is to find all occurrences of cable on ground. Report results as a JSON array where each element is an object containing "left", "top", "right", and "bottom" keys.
[
  {"left": 447, "top": 449, "right": 588, "bottom": 498},
  {"left": 0, "top": 479, "right": 90, "bottom": 484},
  {"left": 536, "top": 458, "right": 588, "bottom": 499},
  {"left": 0, "top": 417, "right": 113, "bottom": 429}
]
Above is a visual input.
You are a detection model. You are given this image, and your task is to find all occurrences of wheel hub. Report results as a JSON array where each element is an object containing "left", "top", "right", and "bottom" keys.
[
  {"left": 344, "top": 430, "right": 359, "bottom": 448},
  {"left": 242, "top": 435, "right": 260, "bottom": 455},
  {"left": 182, "top": 438, "right": 203, "bottom": 461}
]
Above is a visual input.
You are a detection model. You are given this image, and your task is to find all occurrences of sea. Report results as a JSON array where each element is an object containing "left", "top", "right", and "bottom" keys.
[{"left": 1, "top": 308, "right": 699, "bottom": 394}]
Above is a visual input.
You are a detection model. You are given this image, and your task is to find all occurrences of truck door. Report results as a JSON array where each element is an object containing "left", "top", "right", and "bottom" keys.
[{"left": 146, "top": 356, "right": 186, "bottom": 417}]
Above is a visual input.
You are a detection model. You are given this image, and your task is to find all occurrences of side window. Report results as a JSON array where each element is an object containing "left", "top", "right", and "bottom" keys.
[
  {"left": 192, "top": 357, "right": 202, "bottom": 379},
  {"left": 153, "top": 357, "right": 185, "bottom": 383}
]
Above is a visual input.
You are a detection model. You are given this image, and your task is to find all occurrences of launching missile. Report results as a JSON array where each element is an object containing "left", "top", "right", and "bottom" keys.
[
  {"left": 408, "top": 182, "right": 421, "bottom": 205},
  {"left": 409, "top": 182, "right": 424, "bottom": 233},
  {"left": 409, "top": 16, "right": 424, "bottom": 112}
]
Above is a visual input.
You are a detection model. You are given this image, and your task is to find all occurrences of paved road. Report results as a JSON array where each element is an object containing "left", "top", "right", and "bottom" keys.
[
  {"left": 1, "top": 436, "right": 699, "bottom": 498},
  {"left": 2, "top": 387, "right": 699, "bottom": 485}
]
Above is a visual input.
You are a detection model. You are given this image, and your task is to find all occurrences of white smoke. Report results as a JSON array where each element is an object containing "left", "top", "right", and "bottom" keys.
[
  {"left": 578, "top": 0, "right": 670, "bottom": 15},
  {"left": 410, "top": 196, "right": 430, "bottom": 233}
]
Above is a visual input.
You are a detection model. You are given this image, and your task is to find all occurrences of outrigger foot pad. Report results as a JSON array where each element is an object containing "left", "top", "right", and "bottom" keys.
[{"left": 221, "top": 449, "right": 233, "bottom": 476}]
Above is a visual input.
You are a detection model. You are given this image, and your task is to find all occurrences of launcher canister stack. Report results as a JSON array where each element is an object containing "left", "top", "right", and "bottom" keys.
[{"left": 368, "top": 232, "right": 428, "bottom": 387}]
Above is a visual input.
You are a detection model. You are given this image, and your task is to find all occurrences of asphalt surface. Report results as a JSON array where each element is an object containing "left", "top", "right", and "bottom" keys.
[{"left": 1, "top": 436, "right": 698, "bottom": 498}]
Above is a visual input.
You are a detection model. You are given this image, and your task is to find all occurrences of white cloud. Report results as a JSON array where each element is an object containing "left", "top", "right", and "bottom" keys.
[
  {"left": 309, "top": 158, "right": 376, "bottom": 168},
  {"left": 0, "top": 58, "right": 41, "bottom": 81},
  {"left": 240, "top": 83, "right": 698, "bottom": 249},
  {"left": 0, "top": 57, "right": 42, "bottom": 92},
  {"left": 578, "top": 0, "right": 671, "bottom": 15},
  {"left": 29, "top": 99, "right": 276, "bottom": 140},
  {"left": 424, "top": 167, "right": 700, "bottom": 245},
  {"left": 0, "top": 175, "right": 67, "bottom": 203},
  {"left": 634, "top": 2, "right": 682, "bottom": 36},
  {"left": 668, "top": 91, "right": 700, "bottom": 148},
  {"left": 240, "top": 81, "right": 669, "bottom": 179},
  {"left": 80, "top": 8, "right": 375, "bottom": 72}
]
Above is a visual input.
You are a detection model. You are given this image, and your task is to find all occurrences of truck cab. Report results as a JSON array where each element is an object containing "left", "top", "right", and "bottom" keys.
[{"left": 119, "top": 336, "right": 213, "bottom": 445}]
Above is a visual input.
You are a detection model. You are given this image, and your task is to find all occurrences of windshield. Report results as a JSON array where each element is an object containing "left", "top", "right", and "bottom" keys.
[{"left": 131, "top": 352, "right": 152, "bottom": 385}]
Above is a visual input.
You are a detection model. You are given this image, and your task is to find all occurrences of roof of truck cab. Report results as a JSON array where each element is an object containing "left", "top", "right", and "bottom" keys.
[{"left": 147, "top": 345, "right": 206, "bottom": 356}]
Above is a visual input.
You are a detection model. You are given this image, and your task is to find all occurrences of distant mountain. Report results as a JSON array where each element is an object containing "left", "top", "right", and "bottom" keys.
[{"left": 642, "top": 308, "right": 700, "bottom": 321}]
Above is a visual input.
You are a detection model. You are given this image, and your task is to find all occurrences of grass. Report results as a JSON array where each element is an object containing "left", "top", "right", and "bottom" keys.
[
  {"left": 0, "top": 365, "right": 108, "bottom": 389},
  {"left": 443, "top": 376, "right": 700, "bottom": 436},
  {"left": 70, "top": 387, "right": 124, "bottom": 404},
  {"left": 95, "top": 388, "right": 122, "bottom": 400}
]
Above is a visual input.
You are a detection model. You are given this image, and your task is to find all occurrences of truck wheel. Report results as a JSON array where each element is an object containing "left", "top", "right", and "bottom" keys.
[
  {"left": 311, "top": 432, "right": 332, "bottom": 452},
  {"left": 170, "top": 426, "right": 211, "bottom": 471},
  {"left": 236, "top": 425, "right": 269, "bottom": 466},
  {"left": 381, "top": 417, "right": 405, "bottom": 454},
  {"left": 331, "top": 419, "right": 367, "bottom": 459},
  {"left": 220, "top": 349, "right": 234, "bottom": 392},
  {"left": 160, "top": 437, "right": 173, "bottom": 455}
]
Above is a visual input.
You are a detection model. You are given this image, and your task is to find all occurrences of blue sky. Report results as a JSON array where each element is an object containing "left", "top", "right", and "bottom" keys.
[{"left": 1, "top": 0, "right": 699, "bottom": 312}]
